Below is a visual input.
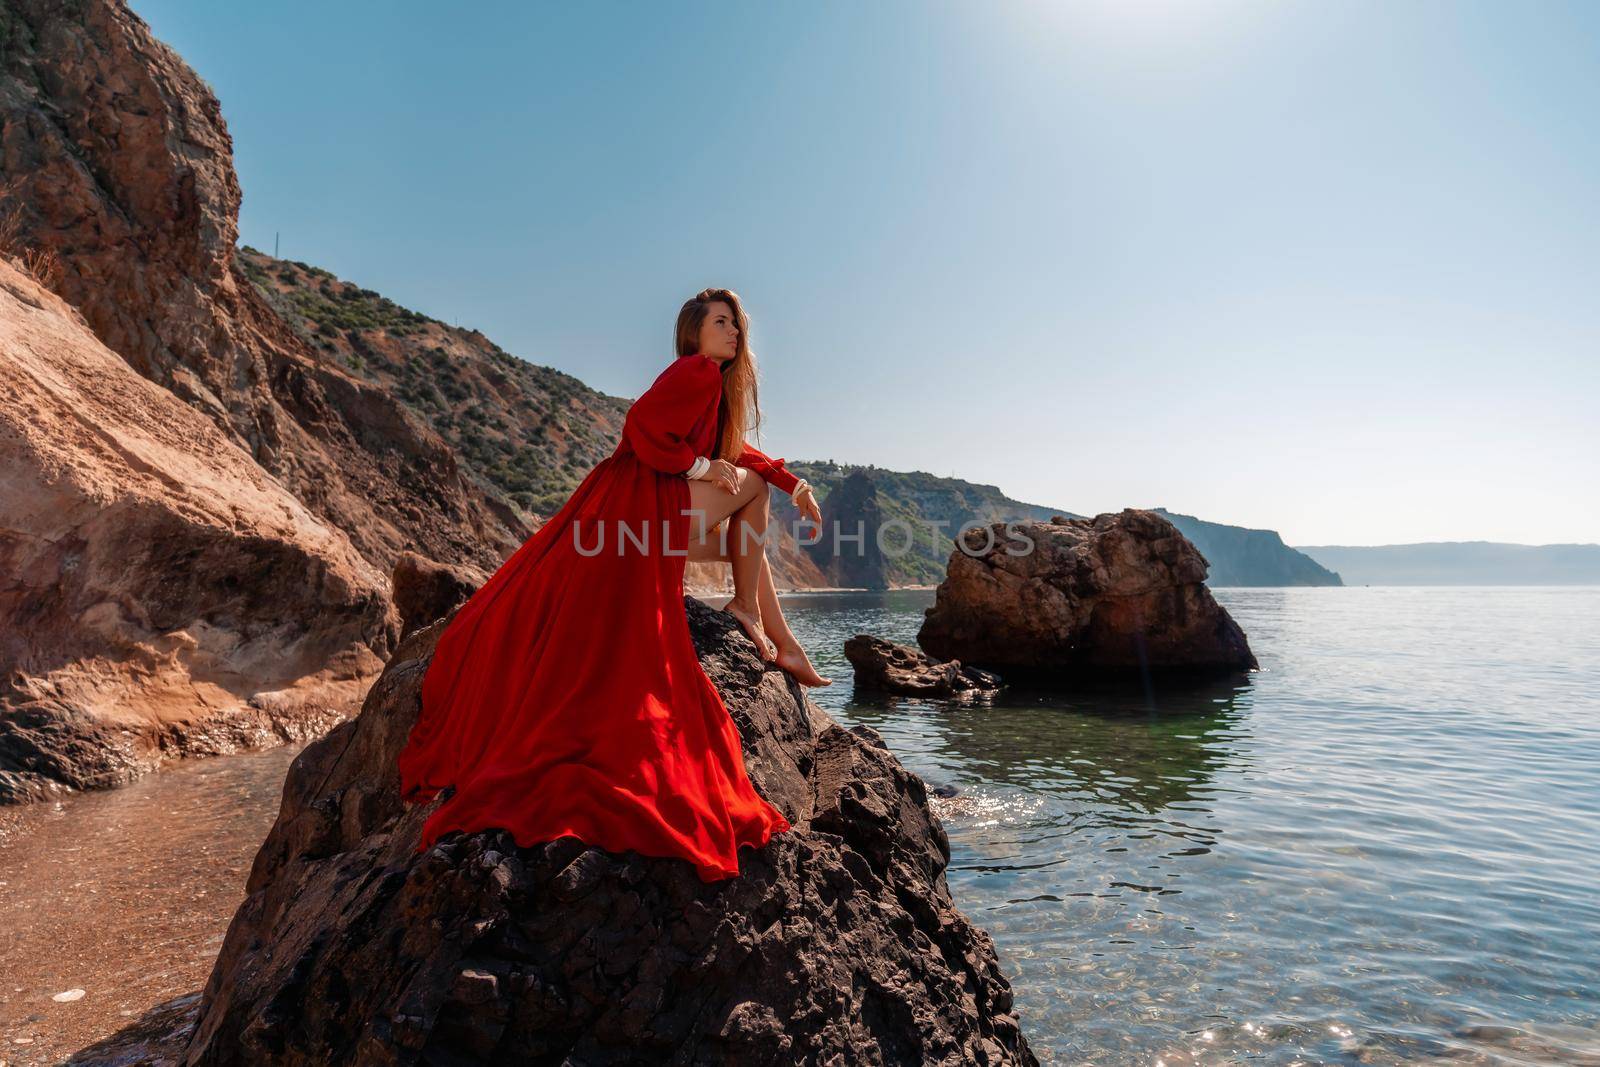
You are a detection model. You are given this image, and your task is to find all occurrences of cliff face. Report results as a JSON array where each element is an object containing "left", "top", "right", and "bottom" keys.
[
  {"left": 1153, "top": 508, "right": 1343, "bottom": 587},
  {"left": 0, "top": 0, "right": 526, "bottom": 576},
  {"left": 0, "top": 258, "right": 397, "bottom": 803},
  {"left": 808, "top": 468, "right": 890, "bottom": 589},
  {"left": 239, "top": 250, "right": 631, "bottom": 520},
  {"left": 0, "top": 0, "right": 553, "bottom": 799}
]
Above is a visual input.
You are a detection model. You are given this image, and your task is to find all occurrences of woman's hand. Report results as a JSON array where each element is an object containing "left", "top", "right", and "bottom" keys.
[
  {"left": 794, "top": 484, "right": 822, "bottom": 525},
  {"left": 704, "top": 458, "right": 739, "bottom": 495}
]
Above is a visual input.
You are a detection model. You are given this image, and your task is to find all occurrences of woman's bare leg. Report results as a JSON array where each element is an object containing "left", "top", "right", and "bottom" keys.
[
  {"left": 728, "top": 491, "right": 767, "bottom": 614},
  {"left": 686, "top": 520, "right": 832, "bottom": 686},
  {"left": 754, "top": 552, "right": 831, "bottom": 686},
  {"left": 687, "top": 473, "right": 773, "bottom": 659}
]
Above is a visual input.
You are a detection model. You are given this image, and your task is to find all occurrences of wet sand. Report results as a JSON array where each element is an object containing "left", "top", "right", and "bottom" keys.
[{"left": 0, "top": 743, "right": 307, "bottom": 1066}]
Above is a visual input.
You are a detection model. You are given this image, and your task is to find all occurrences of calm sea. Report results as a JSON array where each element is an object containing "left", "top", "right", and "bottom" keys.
[{"left": 786, "top": 586, "right": 1600, "bottom": 1065}]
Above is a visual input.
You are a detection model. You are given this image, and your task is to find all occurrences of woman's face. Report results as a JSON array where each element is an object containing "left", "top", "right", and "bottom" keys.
[{"left": 696, "top": 301, "right": 740, "bottom": 364}]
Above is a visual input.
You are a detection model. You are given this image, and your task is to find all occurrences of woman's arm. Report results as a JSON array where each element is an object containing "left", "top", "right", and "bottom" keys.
[
  {"left": 734, "top": 441, "right": 801, "bottom": 496},
  {"left": 622, "top": 356, "right": 722, "bottom": 474}
]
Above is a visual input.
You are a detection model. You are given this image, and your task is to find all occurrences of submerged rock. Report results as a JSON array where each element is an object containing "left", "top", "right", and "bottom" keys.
[
  {"left": 917, "top": 509, "right": 1259, "bottom": 683},
  {"left": 844, "top": 634, "right": 1003, "bottom": 699},
  {"left": 179, "top": 596, "right": 1037, "bottom": 1065}
]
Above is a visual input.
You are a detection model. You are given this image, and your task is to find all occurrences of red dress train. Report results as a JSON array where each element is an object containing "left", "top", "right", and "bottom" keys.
[{"left": 396, "top": 351, "right": 800, "bottom": 882}]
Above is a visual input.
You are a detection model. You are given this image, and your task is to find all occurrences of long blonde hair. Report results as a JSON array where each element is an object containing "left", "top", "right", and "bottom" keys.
[{"left": 674, "top": 288, "right": 762, "bottom": 462}]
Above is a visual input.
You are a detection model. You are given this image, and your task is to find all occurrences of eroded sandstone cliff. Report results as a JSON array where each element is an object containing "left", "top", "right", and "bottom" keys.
[
  {"left": 0, "top": 0, "right": 545, "bottom": 799},
  {"left": 0, "top": 257, "right": 396, "bottom": 803},
  {"left": 0, "top": 0, "right": 527, "bottom": 576}
]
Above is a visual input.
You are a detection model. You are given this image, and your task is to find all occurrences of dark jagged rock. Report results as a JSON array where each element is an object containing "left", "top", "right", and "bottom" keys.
[
  {"left": 918, "top": 509, "right": 1259, "bottom": 683},
  {"left": 179, "top": 596, "right": 1037, "bottom": 1065},
  {"left": 66, "top": 991, "right": 202, "bottom": 1066},
  {"left": 391, "top": 551, "right": 486, "bottom": 639},
  {"left": 844, "top": 634, "right": 1003, "bottom": 699}
]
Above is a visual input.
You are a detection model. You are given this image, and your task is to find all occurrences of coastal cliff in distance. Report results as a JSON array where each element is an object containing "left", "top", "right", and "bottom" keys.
[
  {"left": 1153, "top": 508, "right": 1344, "bottom": 587},
  {"left": 236, "top": 249, "right": 1346, "bottom": 592},
  {"left": 241, "top": 249, "right": 1074, "bottom": 592},
  {"left": 774, "top": 465, "right": 1073, "bottom": 588}
]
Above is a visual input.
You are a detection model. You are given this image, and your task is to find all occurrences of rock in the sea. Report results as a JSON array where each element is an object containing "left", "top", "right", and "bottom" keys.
[
  {"left": 0, "top": 260, "right": 397, "bottom": 805},
  {"left": 917, "top": 509, "right": 1258, "bottom": 682},
  {"left": 181, "top": 596, "right": 1037, "bottom": 1065},
  {"left": 844, "top": 634, "right": 1003, "bottom": 699}
]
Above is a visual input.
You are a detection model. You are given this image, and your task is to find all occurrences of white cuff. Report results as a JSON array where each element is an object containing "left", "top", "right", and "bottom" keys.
[
  {"left": 683, "top": 455, "right": 711, "bottom": 479},
  {"left": 790, "top": 478, "right": 812, "bottom": 499}
]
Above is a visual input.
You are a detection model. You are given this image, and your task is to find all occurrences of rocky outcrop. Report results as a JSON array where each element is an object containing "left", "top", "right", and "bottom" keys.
[
  {"left": 179, "top": 596, "right": 1036, "bottom": 1065},
  {"left": 844, "top": 635, "right": 1003, "bottom": 699},
  {"left": 391, "top": 551, "right": 487, "bottom": 639},
  {"left": 0, "top": 0, "right": 527, "bottom": 577},
  {"left": 917, "top": 509, "right": 1259, "bottom": 682},
  {"left": 0, "top": 258, "right": 397, "bottom": 803}
]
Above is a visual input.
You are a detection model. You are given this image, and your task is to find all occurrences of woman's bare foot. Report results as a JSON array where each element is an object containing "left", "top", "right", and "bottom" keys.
[
  {"left": 721, "top": 598, "right": 776, "bottom": 661},
  {"left": 774, "top": 641, "right": 832, "bottom": 687}
]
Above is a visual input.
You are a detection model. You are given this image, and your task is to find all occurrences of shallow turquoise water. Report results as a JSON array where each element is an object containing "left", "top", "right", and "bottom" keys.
[{"left": 783, "top": 586, "right": 1600, "bottom": 1066}]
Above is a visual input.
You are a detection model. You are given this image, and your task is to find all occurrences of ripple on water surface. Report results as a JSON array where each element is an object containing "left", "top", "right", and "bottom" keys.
[{"left": 785, "top": 586, "right": 1600, "bottom": 1065}]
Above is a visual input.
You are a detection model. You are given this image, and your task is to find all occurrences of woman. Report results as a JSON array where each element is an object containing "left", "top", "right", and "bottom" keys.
[{"left": 396, "top": 288, "right": 828, "bottom": 883}]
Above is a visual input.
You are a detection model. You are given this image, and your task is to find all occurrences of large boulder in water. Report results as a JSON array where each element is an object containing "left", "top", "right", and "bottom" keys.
[
  {"left": 917, "top": 509, "right": 1258, "bottom": 683},
  {"left": 180, "top": 595, "right": 1037, "bottom": 1065}
]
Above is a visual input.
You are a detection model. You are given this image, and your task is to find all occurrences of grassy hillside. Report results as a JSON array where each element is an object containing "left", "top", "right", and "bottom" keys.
[
  {"left": 770, "top": 462, "right": 1082, "bottom": 587},
  {"left": 240, "top": 247, "right": 628, "bottom": 517}
]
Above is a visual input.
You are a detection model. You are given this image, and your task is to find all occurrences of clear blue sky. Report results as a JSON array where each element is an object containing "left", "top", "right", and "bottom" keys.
[{"left": 130, "top": 0, "right": 1598, "bottom": 547}]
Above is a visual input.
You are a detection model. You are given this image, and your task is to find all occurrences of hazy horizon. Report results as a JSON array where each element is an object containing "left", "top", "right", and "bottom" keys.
[{"left": 129, "top": 0, "right": 1600, "bottom": 547}]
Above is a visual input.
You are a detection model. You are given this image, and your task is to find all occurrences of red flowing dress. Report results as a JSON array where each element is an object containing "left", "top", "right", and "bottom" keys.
[{"left": 396, "top": 351, "right": 801, "bottom": 882}]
